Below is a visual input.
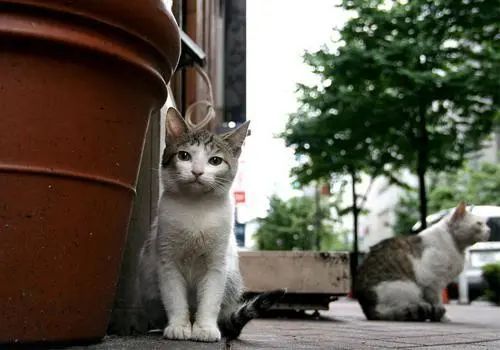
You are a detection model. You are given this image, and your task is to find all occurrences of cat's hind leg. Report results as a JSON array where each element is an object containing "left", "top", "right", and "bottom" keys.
[
  {"left": 422, "top": 286, "right": 447, "bottom": 322},
  {"left": 373, "top": 280, "right": 432, "bottom": 321},
  {"left": 375, "top": 301, "right": 433, "bottom": 321}
]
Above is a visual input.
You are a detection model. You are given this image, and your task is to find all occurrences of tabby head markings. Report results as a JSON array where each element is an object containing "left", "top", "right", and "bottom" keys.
[{"left": 161, "top": 107, "right": 249, "bottom": 197}]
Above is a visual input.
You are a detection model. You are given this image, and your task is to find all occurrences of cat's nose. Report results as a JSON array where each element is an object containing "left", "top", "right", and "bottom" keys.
[{"left": 191, "top": 171, "right": 204, "bottom": 177}]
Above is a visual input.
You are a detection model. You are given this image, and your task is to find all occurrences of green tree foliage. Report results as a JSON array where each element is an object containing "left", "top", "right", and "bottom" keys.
[
  {"left": 254, "top": 195, "right": 347, "bottom": 251},
  {"left": 393, "top": 162, "right": 500, "bottom": 235},
  {"left": 393, "top": 189, "right": 420, "bottom": 236},
  {"left": 428, "top": 162, "right": 500, "bottom": 210},
  {"left": 284, "top": 0, "right": 500, "bottom": 231}
]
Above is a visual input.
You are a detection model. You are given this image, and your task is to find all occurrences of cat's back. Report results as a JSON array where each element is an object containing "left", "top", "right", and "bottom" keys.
[{"left": 356, "top": 235, "right": 424, "bottom": 291}]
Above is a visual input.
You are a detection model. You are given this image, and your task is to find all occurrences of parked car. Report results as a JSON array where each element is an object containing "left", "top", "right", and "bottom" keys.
[
  {"left": 412, "top": 205, "right": 500, "bottom": 300},
  {"left": 465, "top": 241, "right": 500, "bottom": 300}
]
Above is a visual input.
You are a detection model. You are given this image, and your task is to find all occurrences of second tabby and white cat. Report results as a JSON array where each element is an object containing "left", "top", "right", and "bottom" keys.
[
  {"left": 138, "top": 108, "right": 284, "bottom": 342},
  {"left": 356, "top": 202, "right": 490, "bottom": 321}
]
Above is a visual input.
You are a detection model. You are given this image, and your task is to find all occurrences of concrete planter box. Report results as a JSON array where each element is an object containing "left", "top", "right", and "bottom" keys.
[{"left": 240, "top": 251, "right": 350, "bottom": 310}]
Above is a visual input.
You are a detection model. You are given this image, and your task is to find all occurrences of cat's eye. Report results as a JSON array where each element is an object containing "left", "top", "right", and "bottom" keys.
[
  {"left": 177, "top": 151, "right": 191, "bottom": 161},
  {"left": 208, "top": 156, "right": 223, "bottom": 166}
]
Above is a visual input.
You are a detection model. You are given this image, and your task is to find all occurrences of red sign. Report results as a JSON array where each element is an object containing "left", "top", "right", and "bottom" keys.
[{"left": 234, "top": 191, "right": 246, "bottom": 204}]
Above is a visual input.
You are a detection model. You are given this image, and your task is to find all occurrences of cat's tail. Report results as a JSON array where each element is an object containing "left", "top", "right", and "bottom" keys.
[{"left": 219, "top": 289, "right": 286, "bottom": 340}]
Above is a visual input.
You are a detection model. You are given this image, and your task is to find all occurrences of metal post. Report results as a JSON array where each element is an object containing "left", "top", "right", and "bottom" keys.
[{"left": 458, "top": 250, "right": 469, "bottom": 304}]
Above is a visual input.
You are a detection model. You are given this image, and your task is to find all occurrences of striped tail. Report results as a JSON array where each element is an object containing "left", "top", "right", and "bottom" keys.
[{"left": 220, "top": 289, "right": 286, "bottom": 340}]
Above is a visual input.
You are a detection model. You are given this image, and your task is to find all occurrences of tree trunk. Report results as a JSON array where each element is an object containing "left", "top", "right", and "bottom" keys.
[
  {"left": 350, "top": 171, "right": 359, "bottom": 294},
  {"left": 417, "top": 167, "right": 427, "bottom": 230},
  {"left": 417, "top": 104, "right": 429, "bottom": 230},
  {"left": 314, "top": 183, "right": 322, "bottom": 250}
]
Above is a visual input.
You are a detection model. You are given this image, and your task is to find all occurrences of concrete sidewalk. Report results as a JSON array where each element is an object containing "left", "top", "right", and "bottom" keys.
[{"left": 65, "top": 299, "right": 500, "bottom": 350}]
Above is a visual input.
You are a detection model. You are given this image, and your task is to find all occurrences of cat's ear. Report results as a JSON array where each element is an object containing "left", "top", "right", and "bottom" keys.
[
  {"left": 223, "top": 121, "right": 250, "bottom": 156},
  {"left": 450, "top": 201, "right": 467, "bottom": 223},
  {"left": 166, "top": 107, "right": 188, "bottom": 141}
]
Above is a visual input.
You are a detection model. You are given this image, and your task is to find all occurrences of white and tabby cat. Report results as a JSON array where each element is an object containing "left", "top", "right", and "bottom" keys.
[
  {"left": 356, "top": 202, "right": 490, "bottom": 322},
  {"left": 138, "top": 108, "right": 284, "bottom": 342}
]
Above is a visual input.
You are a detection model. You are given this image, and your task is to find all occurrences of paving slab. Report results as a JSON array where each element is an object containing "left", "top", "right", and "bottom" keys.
[
  {"left": 228, "top": 300, "right": 500, "bottom": 349},
  {"left": 14, "top": 299, "right": 500, "bottom": 349},
  {"left": 64, "top": 335, "right": 226, "bottom": 350}
]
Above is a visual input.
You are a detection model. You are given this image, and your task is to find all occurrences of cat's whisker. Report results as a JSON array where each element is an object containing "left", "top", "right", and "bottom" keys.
[
  {"left": 214, "top": 177, "right": 232, "bottom": 183},
  {"left": 213, "top": 182, "right": 229, "bottom": 191},
  {"left": 214, "top": 178, "right": 231, "bottom": 186},
  {"left": 213, "top": 178, "right": 228, "bottom": 184},
  {"left": 204, "top": 181, "right": 217, "bottom": 190}
]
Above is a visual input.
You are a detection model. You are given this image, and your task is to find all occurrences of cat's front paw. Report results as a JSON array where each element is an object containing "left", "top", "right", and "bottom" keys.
[
  {"left": 440, "top": 314, "right": 451, "bottom": 323},
  {"left": 163, "top": 323, "right": 192, "bottom": 340},
  {"left": 191, "top": 322, "right": 221, "bottom": 342}
]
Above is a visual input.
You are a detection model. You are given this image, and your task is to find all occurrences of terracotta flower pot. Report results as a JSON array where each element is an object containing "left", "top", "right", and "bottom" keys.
[{"left": 0, "top": 0, "right": 179, "bottom": 344}]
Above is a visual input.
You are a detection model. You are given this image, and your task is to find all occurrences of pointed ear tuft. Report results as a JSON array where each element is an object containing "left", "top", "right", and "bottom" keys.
[
  {"left": 223, "top": 121, "right": 250, "bottom": 156},
  {"left": 450, "top": 201, "right": 467, "bottom": 223},
  {"left": 166, "top": 107, "right": 188, "bottom": 141}
]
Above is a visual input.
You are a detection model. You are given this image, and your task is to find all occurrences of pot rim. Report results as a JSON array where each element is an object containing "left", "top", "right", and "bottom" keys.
[{"left": 0, "top": 0, "right": 181, "bottom": 85}]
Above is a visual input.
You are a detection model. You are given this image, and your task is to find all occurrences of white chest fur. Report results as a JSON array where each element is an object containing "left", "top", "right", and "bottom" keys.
[
  {"left": 411, "top": 226, "right": 464, "bottom": 289},
  {"left": 158, "top": 194, "right": 233, "bottom": 259}
]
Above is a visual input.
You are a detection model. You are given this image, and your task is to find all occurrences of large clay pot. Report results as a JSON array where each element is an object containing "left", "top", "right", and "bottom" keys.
[{"left": 0, "top": 0, "right": 180, "bottom": 344}]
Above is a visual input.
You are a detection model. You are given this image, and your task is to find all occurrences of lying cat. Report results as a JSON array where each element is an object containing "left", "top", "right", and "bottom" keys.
[
  {"left": 138, "top": 108, "right": 284, "bottom": 342},
  {"left": 356, "top": 202, "right": 490, "bottom": 321}
]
